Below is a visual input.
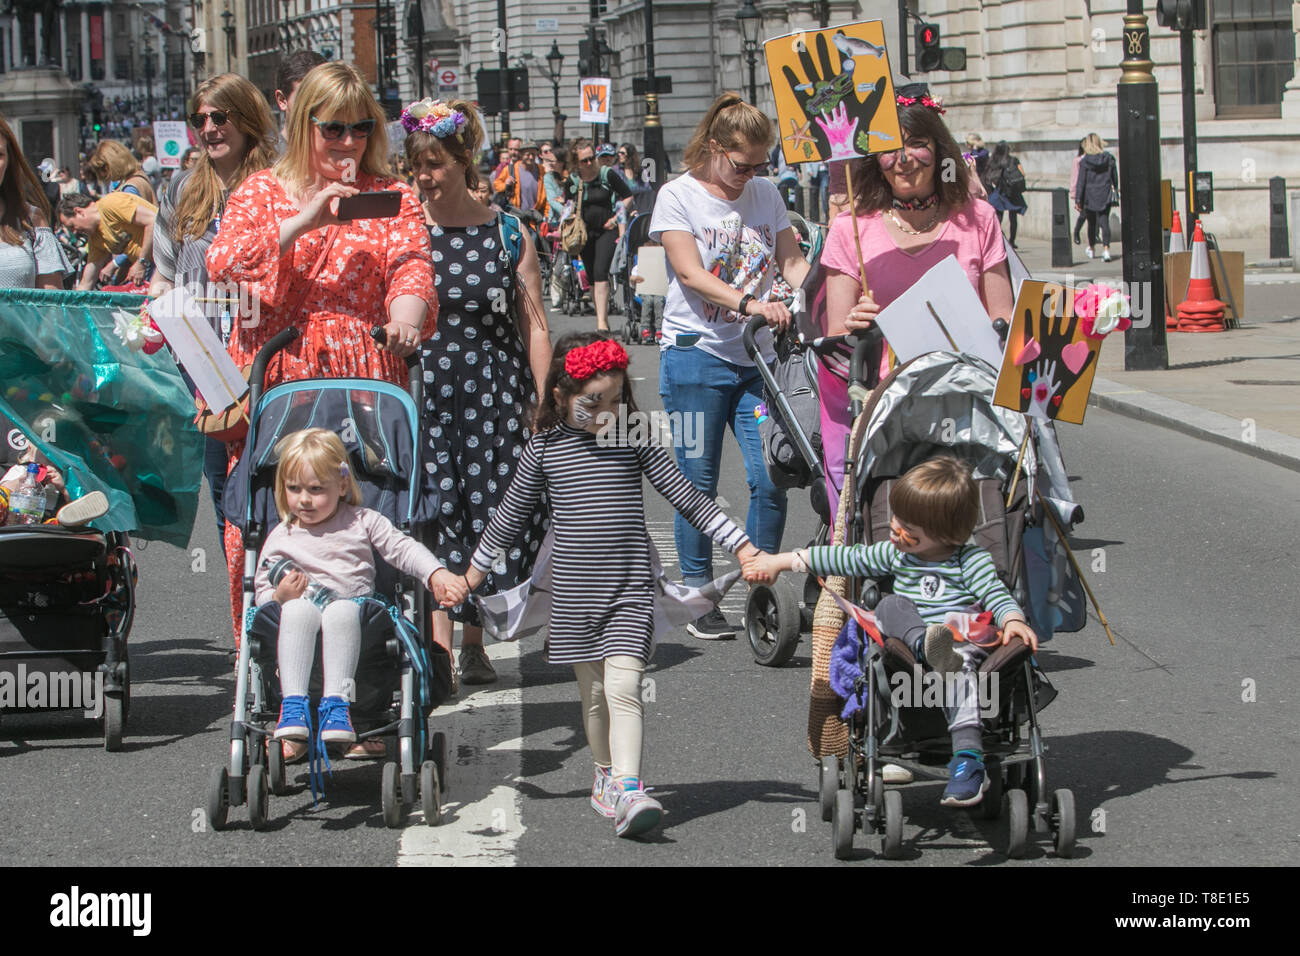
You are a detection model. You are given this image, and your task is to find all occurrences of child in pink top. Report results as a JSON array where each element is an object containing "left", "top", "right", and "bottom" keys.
[{"left": 257, "top": 428, "right": 466, "bottom": 756}]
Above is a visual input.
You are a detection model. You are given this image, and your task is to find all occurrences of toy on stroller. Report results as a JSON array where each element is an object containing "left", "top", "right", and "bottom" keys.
[
  {"left": 206, "top": 327, "right": 453, "bottom": 831},
  {"left": 0, "top": 413, "right": 136, "bottom": 750},
  {"left": 818, "top": 346, "right": 1079, "bottom": 861}
]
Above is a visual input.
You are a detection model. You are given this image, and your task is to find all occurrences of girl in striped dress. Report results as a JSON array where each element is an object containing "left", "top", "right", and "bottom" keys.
[{"left": 464, "top": 332, "right": 759, "bottom": 838}]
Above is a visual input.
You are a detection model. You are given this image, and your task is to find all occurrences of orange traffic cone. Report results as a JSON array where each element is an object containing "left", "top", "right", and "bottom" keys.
[
  {"left": 1168, "top": 210, "right": 1186, "bottom": 253},
  {"left": 1175, "top": 220, "right": 1226, "bottom": 333}
]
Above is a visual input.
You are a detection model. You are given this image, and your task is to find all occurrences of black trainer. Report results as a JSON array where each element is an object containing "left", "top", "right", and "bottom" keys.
[{"left": 688, "top": 608, "right": 735, "bottom": 641}]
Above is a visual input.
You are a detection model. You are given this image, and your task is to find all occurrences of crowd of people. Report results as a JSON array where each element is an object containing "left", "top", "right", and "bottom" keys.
[{"left": 0, "top": 56, "right": 1103, "bottom": 839}]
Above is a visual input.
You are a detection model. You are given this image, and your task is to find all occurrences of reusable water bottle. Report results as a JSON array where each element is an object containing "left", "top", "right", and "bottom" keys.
[
  {"left": 7, "top": 464, "right": 47, "bottom": 526},
  {"left": 262, "top": 556, "right": 338, "bottom": 610}
]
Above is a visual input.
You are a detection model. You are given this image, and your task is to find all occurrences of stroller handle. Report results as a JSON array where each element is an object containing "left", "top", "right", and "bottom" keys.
[{"left": 248, "top": 327, "right": 301, "bottom": 414}]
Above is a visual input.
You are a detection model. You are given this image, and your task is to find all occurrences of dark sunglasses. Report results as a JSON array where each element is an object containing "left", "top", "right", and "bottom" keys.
[
  {"left": 189, "top": 109, "right": 235, "bottom": 130},
  {"left": 721, "top": 152, "right": 768, "bottom": 176},
  {"left": 578, "top": 156, "right": 595, "bottom": 164},
  {"left": 311, "top": 116, "right": 377, "bottom": 140}
]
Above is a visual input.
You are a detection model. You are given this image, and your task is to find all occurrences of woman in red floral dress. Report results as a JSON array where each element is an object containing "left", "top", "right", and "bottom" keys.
[{"left": 207, "top": 62, "right": 437, "bottom": 651}]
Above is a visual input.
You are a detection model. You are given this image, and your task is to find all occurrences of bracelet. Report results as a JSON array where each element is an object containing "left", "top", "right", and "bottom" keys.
[
  {"left": 791, "top": 549, "right": 810, "bottom": 574},
  {"left": 737, "top": 293, "right": 755, "bottom": 315}
]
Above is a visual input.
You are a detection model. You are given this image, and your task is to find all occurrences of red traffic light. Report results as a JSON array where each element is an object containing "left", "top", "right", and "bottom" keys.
[{"left": 921, "top": 27, "right": 937, "bottom": 45}]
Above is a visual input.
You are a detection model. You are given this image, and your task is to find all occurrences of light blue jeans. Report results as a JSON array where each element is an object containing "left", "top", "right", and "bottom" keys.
[{"left": 659, "top": 343, "right": 787, "bottom": 584}]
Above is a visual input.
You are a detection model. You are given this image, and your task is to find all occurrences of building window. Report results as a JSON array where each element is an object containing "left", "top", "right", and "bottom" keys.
[
  {"left": 116, "top": 55, "right": 130, "bottom": 80},
  {"left": 1212, "top": 0, "right": 1296, "bottom": 116},
  {"left": 590, "top": 1, "right": 608, "bottom": 18}
]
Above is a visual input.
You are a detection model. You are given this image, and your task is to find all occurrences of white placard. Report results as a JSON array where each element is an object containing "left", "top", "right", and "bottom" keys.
[
  {"left": 578, "top": 77, "right": 611, "bottom": 124},
  {"left": 153, "top": 121, "right": 189, "bottom": 170},
  {"left": 149, "top": 287, "right": 248, "bottom": 413},
  {"left": 634, "top": 246, "right": 668, "bottom": 297},
  {"left": 872, "top": 255, "right": 1006, "bottom": 368},
  {"left": 1003, "top": 234, "right": 1031, "bottom": 303}
]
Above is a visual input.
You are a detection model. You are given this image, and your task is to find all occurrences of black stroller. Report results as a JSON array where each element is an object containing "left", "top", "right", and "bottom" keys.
[
  {"left": 206, "top": 328, "right": 453, "bottom": 830},
  {"left": 615, "top": 213, "right": 658, "bottom": 345}
]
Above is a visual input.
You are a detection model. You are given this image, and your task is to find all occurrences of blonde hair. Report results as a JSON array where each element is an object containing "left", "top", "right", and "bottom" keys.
[
  {"left": 273, "top": 428, "right": 362, "bottom": 523},
  {"left": 274, "top": 62, "right": 391, "bottom": 193},
  {"left": 88, "top": 140, "right": 141, "bottom": 182},
  {"left": 174, "top": 74, "right": 278, "bottom": 243},
  {"left": 1082, "top": 133, "right": 1106, "bottom": 155},
  {"left": 965, "top": 133, "right": 984, "bottom": 149},
  {"left": 682, "top": 92, "right": 774, "bottom": 171},
  {"left": 403, "top": 99, "right": 487, "bottom": 190}
]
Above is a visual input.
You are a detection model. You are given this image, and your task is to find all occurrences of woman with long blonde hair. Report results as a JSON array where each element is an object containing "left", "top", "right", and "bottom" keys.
[
  {"left": 0, "top": 112, "right": 71, "bottom": 288},
  {"left": 148, "top": 73, "right": 278, "bottom": 555},
  {"left": 86, "top": 140, "right": 156, "bottom": 205},
  {"left": 206, "top": 62, "right": 436, "bottom": 705}
]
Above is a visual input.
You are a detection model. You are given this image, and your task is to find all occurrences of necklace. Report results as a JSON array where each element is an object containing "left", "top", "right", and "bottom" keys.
[
  {"left": 889, "top": 206, "right": 942, "bottom": 235},
  {"left": 891, "top": 192, "right": 939, "bottom": 211}
]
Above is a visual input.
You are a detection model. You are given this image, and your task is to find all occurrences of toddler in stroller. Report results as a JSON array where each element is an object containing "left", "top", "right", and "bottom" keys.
[{"left": 258, "top": 428, "right": 466, "bottom": 758}]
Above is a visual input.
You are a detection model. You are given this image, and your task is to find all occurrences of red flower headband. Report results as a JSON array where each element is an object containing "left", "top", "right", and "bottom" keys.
[
  {"left": 564, "top": 339, "right": 629, "bottom": 381},
  {"left": 896, "top": 93, "right": 946, "bottom": 114}
]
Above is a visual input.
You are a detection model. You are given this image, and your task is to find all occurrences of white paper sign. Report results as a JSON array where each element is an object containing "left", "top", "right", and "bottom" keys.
[
  {"left": 634, "top": 246, "right": 668, "bottom": 297},
  {"left": 578, "top": 77, "right": 612, "bottom": 124},
  {"left": 1003, "top": 235, "right": 1031, "bottom": 303},
  {"left": 872, "top": 255, "right": 1005, "bottom": 368},
  {"left": 149, "top": 287, "right": 248, "bottom": 413},
  {"left": 154, "top": 121, "right": 189, "bottom": 170}
]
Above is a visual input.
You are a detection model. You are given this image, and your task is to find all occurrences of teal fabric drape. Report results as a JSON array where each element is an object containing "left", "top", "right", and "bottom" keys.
[{"left": 0, "top": 288, "right": 203, "bottom": 546}]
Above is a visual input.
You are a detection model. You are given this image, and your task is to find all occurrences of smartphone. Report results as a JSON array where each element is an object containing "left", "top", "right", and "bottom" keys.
[{"left": 336, "top": 190, "right": 402, "bottom": 221}]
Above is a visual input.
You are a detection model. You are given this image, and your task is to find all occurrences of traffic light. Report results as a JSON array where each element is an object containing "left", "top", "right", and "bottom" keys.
[
  {"left": 915, "top": 21, "right": 942, "bottom": 72},
  {"left": 578, "top": 39, "right": 593, "bottom": 77},
  {"left": 1156, "top": 0, "right": 1206, "bottom": 29}
]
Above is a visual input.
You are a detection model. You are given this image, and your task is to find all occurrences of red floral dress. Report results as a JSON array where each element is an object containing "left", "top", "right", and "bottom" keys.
[{"left": 206, "top": 170, "right": 437, "bottom": 639}]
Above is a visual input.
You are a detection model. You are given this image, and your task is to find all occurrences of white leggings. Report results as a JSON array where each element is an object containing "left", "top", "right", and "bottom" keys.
[
  {"left": 573, "top": 656, "right": 645, "bottom": 780},
  {"left": 278, "top": 598, "right": 362, "bottom": 700}
]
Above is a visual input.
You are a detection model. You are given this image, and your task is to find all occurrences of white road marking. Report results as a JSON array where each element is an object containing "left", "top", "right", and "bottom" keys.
[{"left": 398, "top": 639, "right": 525, "bottom": 866}]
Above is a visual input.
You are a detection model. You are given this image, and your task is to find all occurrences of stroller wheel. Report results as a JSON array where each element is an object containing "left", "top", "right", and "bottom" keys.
[
  {"left": 102, "top": 692, "right": 125, "bottom": 752},
  {"left": 420, "top": 760, "right": 442, "bottom": 826},
  {"left": 432, "top": 731, "right": 449, "bottom": 794},
  {"left": 818, "top": 756, "right": 839, "bottom": 822},
  {"left": 248, "top": 764, "right": 270, "bottom": 831},
  {"left": 1052, "top": 789, "right": 1076, "bottom": 858},
  {"left": 832, "top": 788, "right": 855, "bottom": 860},
  {"left": 206, "top": 765, "right": 230, "bottom": 831},
  {"left": 980, "top": 757, "right": 1003, "bottom": 820},
  {"left": 746, "top": 580, "right": 801, "bottom": 667},
  {"left": 381, "top": 761, "right": 403, "bottom": 828},
  {"left": 881, "top": 788, "right": 904, "bottom": 859},
  {"left": 268, "top": 738, "right": 289, "bottom": 795},
  {"left": 1005, "top": 788, "right": 1029, "bottom": 858}
]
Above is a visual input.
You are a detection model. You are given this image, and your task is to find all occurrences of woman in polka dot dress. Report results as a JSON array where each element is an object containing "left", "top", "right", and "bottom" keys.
[{"left": 401, "top": 97, "right": 553, "bottom": 688}]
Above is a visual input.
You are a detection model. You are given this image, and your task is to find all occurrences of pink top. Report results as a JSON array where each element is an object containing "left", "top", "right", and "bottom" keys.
[
  {"left": 254, "top": 502, "right": 444, "bottom": 605},
  {"left": 1069, "top": 154, "right": 1083, "bottom": 199}
]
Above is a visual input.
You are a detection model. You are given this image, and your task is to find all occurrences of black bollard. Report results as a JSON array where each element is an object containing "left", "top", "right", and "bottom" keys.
[
  {"left": 1270, "top": 177, "right": 1289, "bottom": 260},
  {"left": 1052, "top": 187, "right": 1073, "bottom": 268}
]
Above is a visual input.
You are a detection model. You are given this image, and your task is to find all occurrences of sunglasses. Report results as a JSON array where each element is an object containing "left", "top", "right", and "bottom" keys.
[
  {"left": 311, "top": 116, "right": 377, "bottom": 140},
  {"left": 189, "top": 110, "right": 235, "bottom": 130},
  {"left": 720, "top": 152, "right": 769, "bottom": 177},
  {"left": 578, "top": 156, "right": 595, "bottom": 164},
  {"left": 878, "top": 143, "right": 935, "bottom": 171}
]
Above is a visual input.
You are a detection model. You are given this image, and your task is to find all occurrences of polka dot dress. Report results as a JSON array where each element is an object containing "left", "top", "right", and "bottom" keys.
[{"left": 420, "top": 216, "right": 547, "bottom": 625}]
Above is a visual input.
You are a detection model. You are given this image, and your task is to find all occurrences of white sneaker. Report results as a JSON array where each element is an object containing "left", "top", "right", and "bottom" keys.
[
  {"left": 1085, "top": 247, "right": 1095, "bottom": 259},
  {"left": 614, "top": 780, "right": 664, "bottom": 838},
  {"left": 1102, "top": 249, "right": 1112, "bottom": 262},
  {"left": 883, "top": 763, "right": 914, "bottom": 784},
  {"left": 590, "top": 766, "right": 616, "bottom": 818}
]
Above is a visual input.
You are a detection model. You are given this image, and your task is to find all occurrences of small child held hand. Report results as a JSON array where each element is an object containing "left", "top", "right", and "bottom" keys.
[
  {"left": 429, "top": 568, "right": 469, "bottom": 608},
  {"left": 274, "top": 569, "right": 309, "bottom": 604},
  {"left": 742, "top": 548, "right": 801, "bottom": 585},
  {"left": 1000, "top": 616, "right": 1039, "bottom": 653}
]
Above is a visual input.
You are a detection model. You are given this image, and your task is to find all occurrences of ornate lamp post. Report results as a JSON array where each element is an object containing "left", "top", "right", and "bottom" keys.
[
  {"left": 545, "top": 40, "right": 565, "bottom": 143},
  {"left": 736, "top": 0, "right": 760, "bottom": 106},
  {"left": 221, "top": 6, "right": 236, "bottom": 73},
  {"left": 144, "top": 35, "right": 155, "bottom": 120}
]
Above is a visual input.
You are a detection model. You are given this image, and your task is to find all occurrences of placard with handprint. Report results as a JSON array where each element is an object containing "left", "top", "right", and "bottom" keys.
[
  {"left": 764, "top": 19, "right": 902, "bottom": 166},
  {"left": 993, "top": 280, "right": 1103, "bottom": 425}
]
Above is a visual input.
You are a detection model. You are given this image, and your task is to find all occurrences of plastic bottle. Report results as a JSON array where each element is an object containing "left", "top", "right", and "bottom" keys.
[
  {"left": 261, "top": 556, "right": 338, "bottom": 610},
  {"left": 7, "top": 464, "right": 47, "bottom": 526}
]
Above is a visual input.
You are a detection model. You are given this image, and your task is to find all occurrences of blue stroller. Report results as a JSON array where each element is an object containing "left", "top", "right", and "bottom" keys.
[{"left": 206, "top": 328, "right": 453, "bottom": 830}]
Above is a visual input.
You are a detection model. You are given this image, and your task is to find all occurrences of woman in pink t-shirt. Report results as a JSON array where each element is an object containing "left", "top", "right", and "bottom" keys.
[{"left": 817, "top": 93, "right": 1015, "bottom": 518}]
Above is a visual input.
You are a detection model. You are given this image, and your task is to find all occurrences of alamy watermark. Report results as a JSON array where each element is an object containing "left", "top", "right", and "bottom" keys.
[
  {"left": 889, "top": 665, "right": 1000, "bottom": 718},
  {"left": 595, "top": 405, "right": 706, "bottom": 459},
  {"left": 0, "top": 665, "right": 104, "bottom": 718}
]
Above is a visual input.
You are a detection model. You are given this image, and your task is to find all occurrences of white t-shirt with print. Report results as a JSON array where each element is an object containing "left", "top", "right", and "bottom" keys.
[{"left": 649, "top": 173, "right": 791, "bottom": 365}]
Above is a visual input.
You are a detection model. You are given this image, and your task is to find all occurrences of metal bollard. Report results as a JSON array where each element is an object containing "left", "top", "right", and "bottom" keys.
[
  {"left": 1051, "top": 187, "right": 1073, "bottom": 268},
  {"left": 1269, "top": 177, "right": 1289, "bottom": 260}
]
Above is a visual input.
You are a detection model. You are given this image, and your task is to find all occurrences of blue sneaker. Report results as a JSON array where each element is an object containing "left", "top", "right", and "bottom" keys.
[
  {"left": 318, "top": 696, "right": 357, "bottom": 744},
  {"left": 940, "top": 754, "right": 989, "bottom": 807},
  {"left": 274, "top": 695, "right": 310, "bottom": 740}
]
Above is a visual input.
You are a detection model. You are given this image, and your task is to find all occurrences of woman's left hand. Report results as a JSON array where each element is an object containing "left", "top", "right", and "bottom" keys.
[{"left": 381, "top": 320, "right": 421, "bottom": 358}]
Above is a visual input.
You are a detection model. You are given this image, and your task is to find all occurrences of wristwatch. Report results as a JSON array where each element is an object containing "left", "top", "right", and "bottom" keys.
[{"left": 737, "top": 293, "right": 755, "bottom": 316}]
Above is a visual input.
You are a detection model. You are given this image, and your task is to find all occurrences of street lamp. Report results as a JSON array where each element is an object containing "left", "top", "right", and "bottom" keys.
[
  {"left": 221, "top": 6, "right": 236, "bottom": 73},
  {"left": 281, "top": 0, "right": 293, "bottom": 53},
  {"left": 736, "top": 0, "right": 760, "bottom": 106},
  {"left": 144, "top": 35, "right": 155, "bottom": 120},
  {"left": 545, "top": 40, "right": 565, "bottom": 143},
  {"left": 66, "top": 45, "right": 78, "bottom": 81}
]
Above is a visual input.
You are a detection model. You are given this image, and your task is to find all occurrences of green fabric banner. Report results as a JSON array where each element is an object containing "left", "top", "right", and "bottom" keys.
[{"left": 0, "top": 288, "right": 203, "bottom": 547}]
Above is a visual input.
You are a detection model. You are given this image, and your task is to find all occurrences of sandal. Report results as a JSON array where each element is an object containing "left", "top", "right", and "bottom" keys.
[
  {"left": 280, "top": 739, "right": 308, "bottom": 764},
  {"left": 344, "top": 738, "right": 386, "bottom": 760}
]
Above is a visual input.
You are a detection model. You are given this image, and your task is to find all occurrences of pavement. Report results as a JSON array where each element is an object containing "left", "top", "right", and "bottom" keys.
[{"left": 1008, "top": 232, "right": 1300, "bottom": 473}]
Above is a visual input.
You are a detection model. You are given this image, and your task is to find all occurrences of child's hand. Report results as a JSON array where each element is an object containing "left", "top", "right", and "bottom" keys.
[
  {"left": 464, "top": 566, "right": 487, "bottom": 592},
  {"left": 429, "top": 568, "right": 469, "bottom": 608},
  {"left": 1001, "top": 618, "right": 1039, "bottom": 653},
  {"left": 274, "top": 570, "right": 308, "bottom": 604},
  {"left": 741, "top": 548, "right": 787, "bottom": 585},
  {"left": 44, "top": 466, "right": 66, "bottom": 498},
  {"left": 631, "top": 274, "right": 644, "bottom": 285}
]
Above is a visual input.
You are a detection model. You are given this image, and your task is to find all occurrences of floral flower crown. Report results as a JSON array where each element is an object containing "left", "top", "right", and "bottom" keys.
[
  {"left": 400, "top": 98, "right": 468, "bottom": 139},
  {"left": 564, "top": 339, "right": 629, "bottom": 381},
  {"left": 896, "top": 93, "right": 946, "bottom": 114}
]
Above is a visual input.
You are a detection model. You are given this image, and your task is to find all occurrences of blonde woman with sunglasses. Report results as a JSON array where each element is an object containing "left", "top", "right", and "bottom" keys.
[{"left": 207, "top": 61, "right": 436, "bottom": 654}]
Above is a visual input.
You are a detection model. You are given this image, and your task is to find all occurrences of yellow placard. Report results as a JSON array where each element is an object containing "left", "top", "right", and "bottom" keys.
[
  {"left": 993, "top": 280, "right": 1104, "bottom": 426},
  {"left": 764, "top": 19, "right": 902, "bottom": 166}
]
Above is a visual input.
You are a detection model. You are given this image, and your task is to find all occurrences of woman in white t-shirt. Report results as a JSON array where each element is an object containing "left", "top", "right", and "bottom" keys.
[{"left": 649, "top": 91, "right": 810, "bottom": 640}]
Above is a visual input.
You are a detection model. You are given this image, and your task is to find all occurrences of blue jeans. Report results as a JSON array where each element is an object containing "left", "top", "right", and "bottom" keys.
[{"left": 659, "top": 344, "right": 787, "bottom": 584}]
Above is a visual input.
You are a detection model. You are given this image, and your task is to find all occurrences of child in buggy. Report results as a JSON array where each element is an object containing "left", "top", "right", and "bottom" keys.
[
  {"left": 257, "top": 428, "right": 466, "bottom": 757},
  {"left": 748, "top": 454, "right": 1038, "bottom": 807}
]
